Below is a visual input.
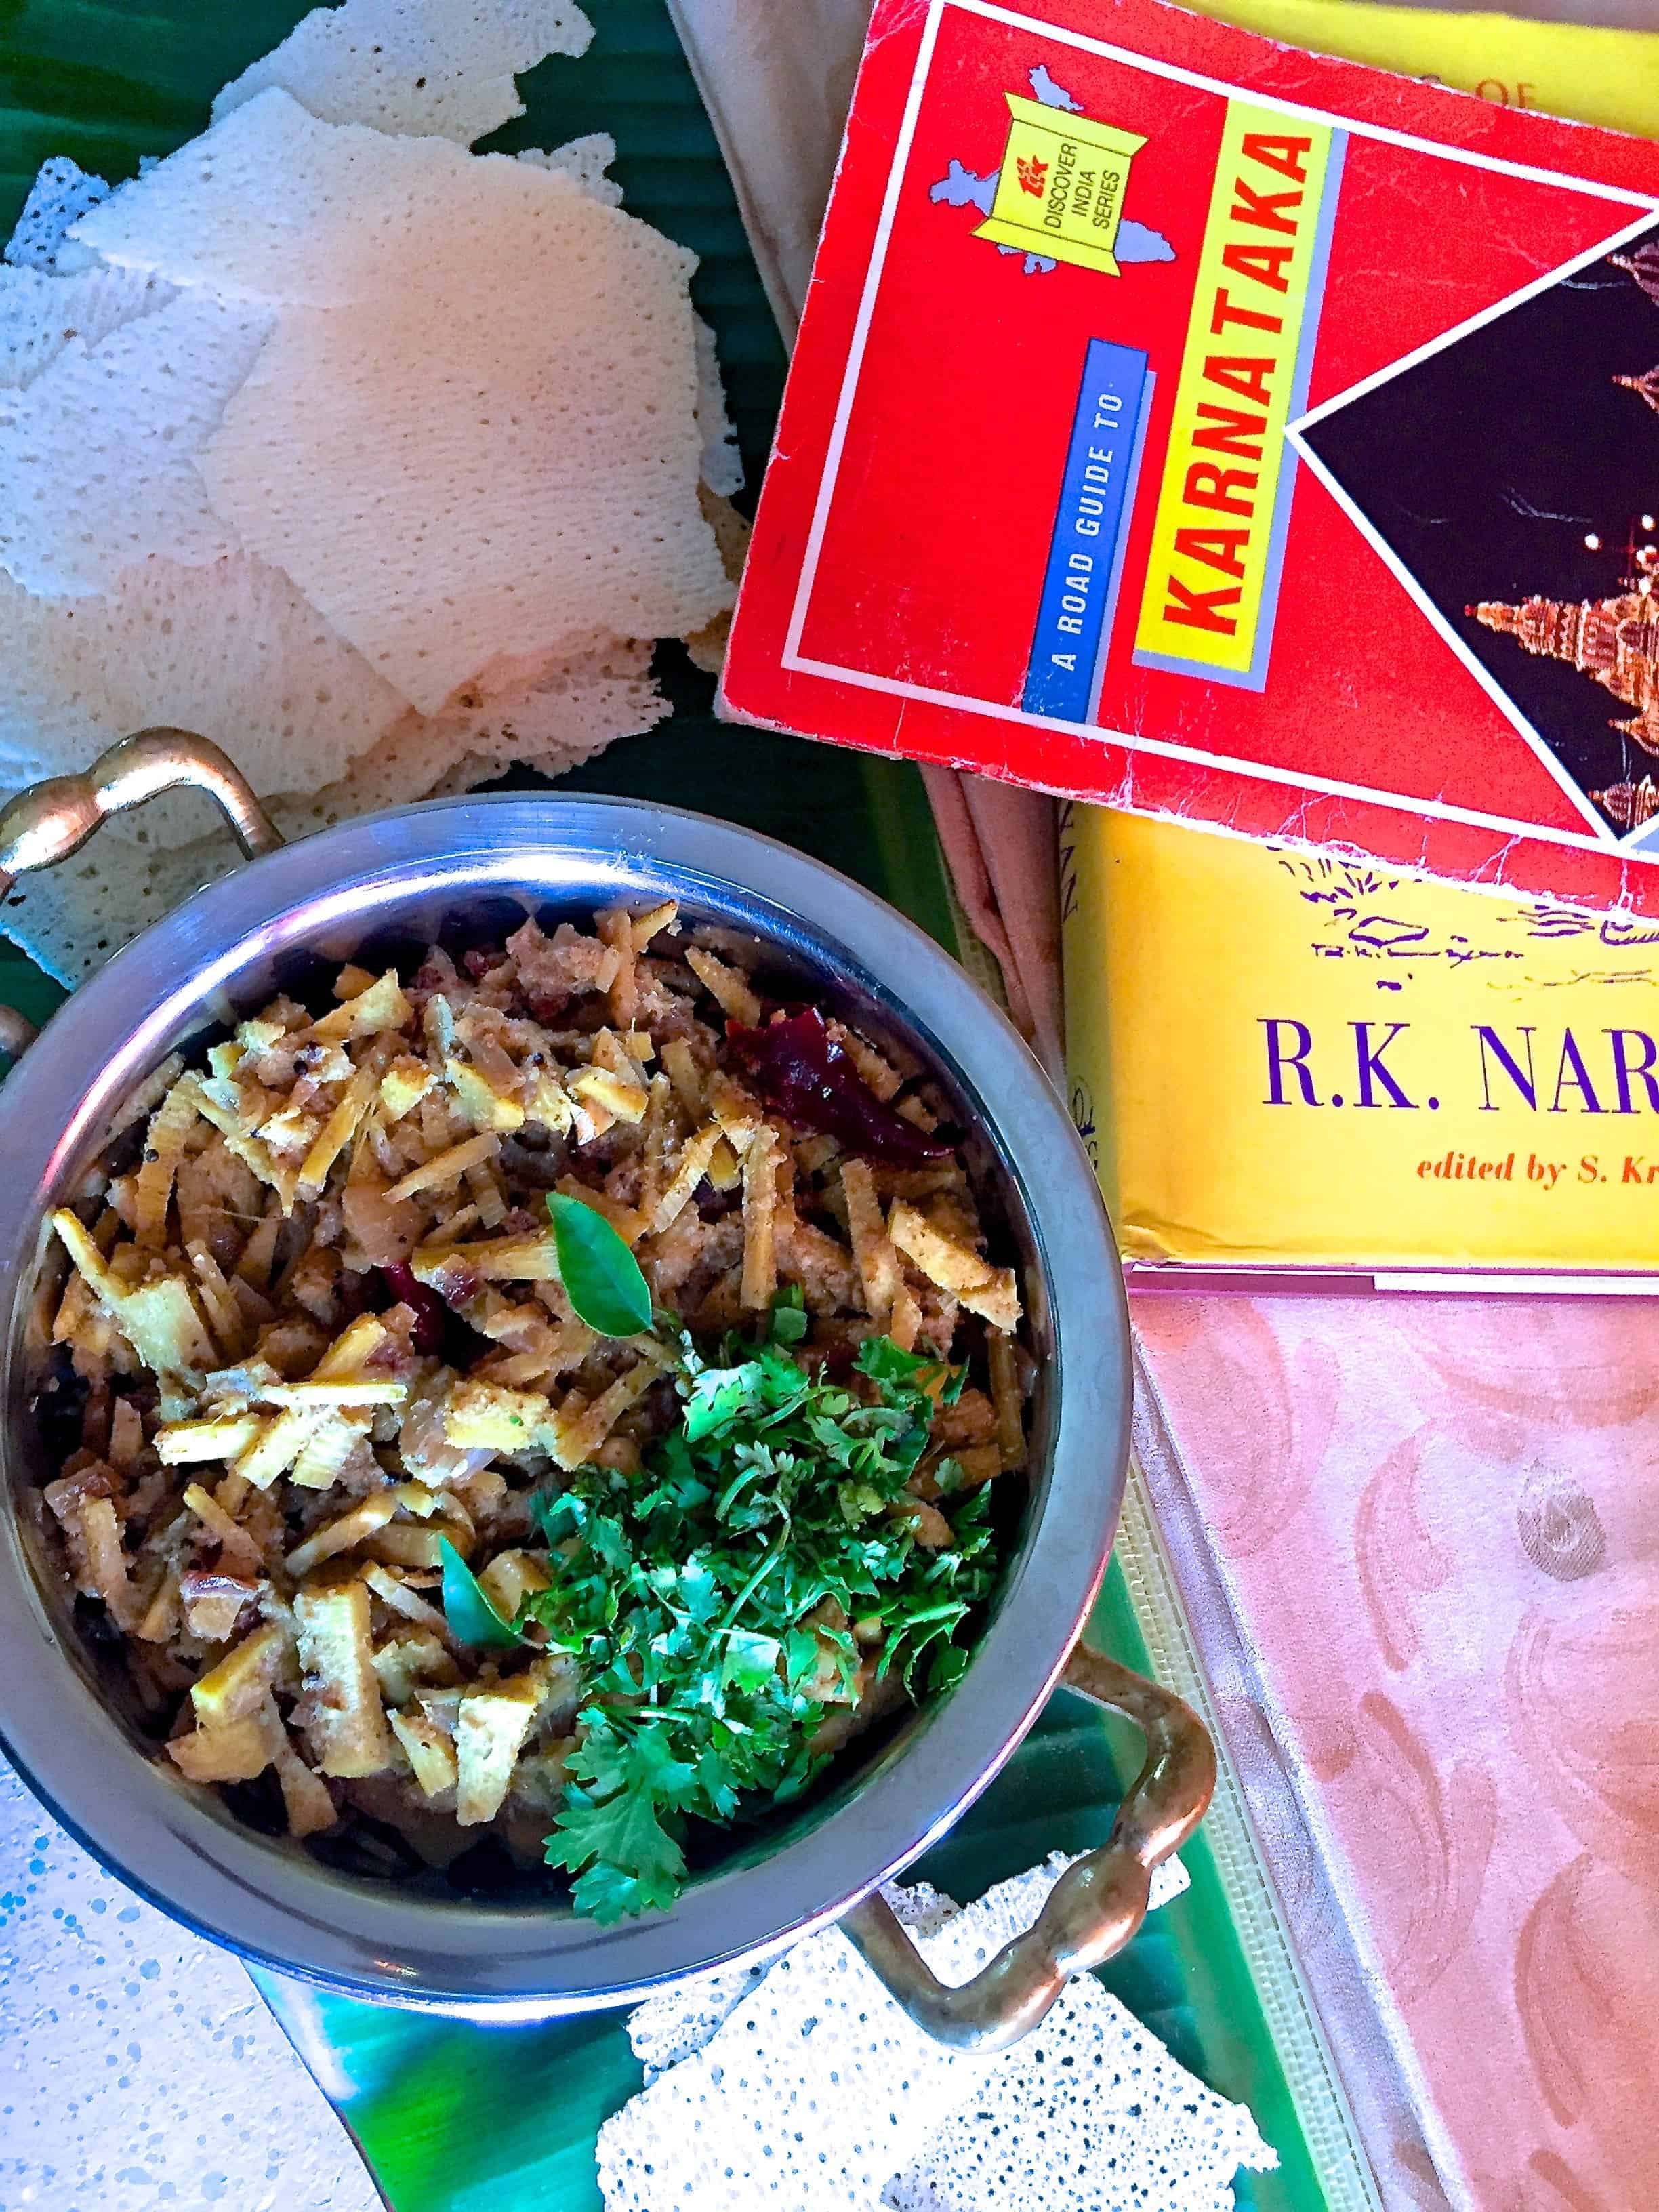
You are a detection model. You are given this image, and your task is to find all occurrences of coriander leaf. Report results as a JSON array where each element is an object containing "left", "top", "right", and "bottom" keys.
[
  {"left": 857, "top": 1336, "right": 927, "bottom": 1386},
  {"left": 683, "top": 1360, "right": 769, "bottom": 1442},
  {"left": 545, "top": 1723, "right": 699, "bottom": 1921},
  {"left": 674, "top": 1557, "right": 723, "bottom": 1625},
  {"left": 855, "top": 1336, "right": 964, "bottom": 1409},
  {"left": 769, "top": 1284, "right": 808, "bottom": 1345},
  {"left": 722, "top": 1627, "right": 783, "bottom": 1692},
  {"left": 771, "top": 1746, "right": 822, "bottom": 1805},
  {"left": 570, "top": 1854, "right": 681, "bottom": 1924},
  {"left": 586, "top": 1513, "right": 634, "bottom": 1572},
  {"left": 784, "top": 1625, "right": 822, "bottom": 1686},
  {"left": 838, "top": 1480, "right": 886, "bottom": 1524},
  {"left": 806, "top": 1412, "right": 858, "bottom": 1466},
  {"left": 696, "top": 1746, "right": 741, "bottom": 1821},
  {"left": 569, "top": 1719, "right": 699, "bottom": 1813},
  {"left": 546, "top": 1191, "right": 653, "bottom": 1336},
  {"left": 622, "top": 1724, "right": 702, "bottom": 1811},
  {"left": 535, "top": 1332, "right": 1005, "bottom": 1923},
  {"left": 531, "top": 1490, "right": 581, "bottom": 1546},
  {"left": 545, "top": 1784, "right": 686, "bottom": 1923},
  {"left": 438, "top": 1534, "right": 525, "bottom": 1650}
]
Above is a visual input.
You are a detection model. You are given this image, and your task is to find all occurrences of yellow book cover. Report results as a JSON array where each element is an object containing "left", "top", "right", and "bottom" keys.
[
  {"left": 1061, "top": 806, "right": 1659, "bottom": 1287},
  {"left": 1193, "top": 0, "right": 1659, "bottom": 142}
]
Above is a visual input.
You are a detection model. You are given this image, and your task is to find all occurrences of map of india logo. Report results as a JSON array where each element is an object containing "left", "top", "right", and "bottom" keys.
[{"left": 930, "top": 64, "right": 1174, "bottom": 278}]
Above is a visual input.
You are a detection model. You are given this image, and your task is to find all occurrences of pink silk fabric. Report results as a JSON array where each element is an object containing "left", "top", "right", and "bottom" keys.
[
  {"left": 1131, "top": 1291, "right": 1659, "bottom": 2212},
  {"left": 920, "top": 769, "right": 1065, "bottom": 1081}
]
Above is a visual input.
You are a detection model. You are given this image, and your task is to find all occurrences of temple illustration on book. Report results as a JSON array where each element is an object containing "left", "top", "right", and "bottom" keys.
[
  {"left": 1454, "top": 241, "right": 1659, "bottom": 835},
  {"left": 1595, "top": 773, "right": 1659, "bottom": 827},
  {"left": 1613, "top": 366, "right": 1659, "bottom": 415},
  {"left": 1469, "top": 586, "right": 1659, "bottom": 752}
]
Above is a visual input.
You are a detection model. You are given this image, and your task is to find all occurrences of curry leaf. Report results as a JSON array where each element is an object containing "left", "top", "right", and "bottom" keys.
[
  {"left": 546, "top": 1191, "right": 654, "bottom": 1336},
  {"left": 438, "top": 1534, "right": 525, "bottom": 1650}
]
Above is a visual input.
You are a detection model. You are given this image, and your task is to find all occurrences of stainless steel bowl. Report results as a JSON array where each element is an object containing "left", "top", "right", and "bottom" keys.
[{"left": 0, "top": 733, "right": 1211, "bottom": 2045}]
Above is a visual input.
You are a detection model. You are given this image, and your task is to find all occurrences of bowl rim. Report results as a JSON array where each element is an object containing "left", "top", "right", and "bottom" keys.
[{"left": 0, "top": 790, "right": 1128, "bottom": 2009}]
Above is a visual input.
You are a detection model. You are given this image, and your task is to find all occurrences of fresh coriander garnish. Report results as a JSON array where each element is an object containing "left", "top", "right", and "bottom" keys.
[
  {"left": 546, "top": 1191, "right": 653, "bottom": 1336},
  {"left": 768, "top": 1283, "right": 808, "bottom": 1345},
  {"left": 527, "top": 1333, "right": 998, "bottom": 1923},
  {"left": 438, "top": 1533, "right": 526, "bottom": 1650}
]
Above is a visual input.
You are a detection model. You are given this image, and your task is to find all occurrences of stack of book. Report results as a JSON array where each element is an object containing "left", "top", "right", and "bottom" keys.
[{"left": 724, "top": 0, "right": 1659, "bottom": 1290}]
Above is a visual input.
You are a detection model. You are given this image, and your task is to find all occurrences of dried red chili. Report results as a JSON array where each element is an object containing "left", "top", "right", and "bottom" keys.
[
  {"left": 725, "top": 1008, "right": 951, "bottom": 1167},
  {"left": 377, "top": 1263, "right": 449, "bottom": 1357}
]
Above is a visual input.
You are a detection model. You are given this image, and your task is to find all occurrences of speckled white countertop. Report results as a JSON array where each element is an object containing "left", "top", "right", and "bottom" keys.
[{"left": 0, "top": 1755, "right": 378, "bottom": 2212}]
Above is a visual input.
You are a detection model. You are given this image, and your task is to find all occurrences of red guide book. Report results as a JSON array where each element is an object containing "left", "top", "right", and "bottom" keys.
[{"left": 722, "top": 0, "right": 1659, "bottom": 918}]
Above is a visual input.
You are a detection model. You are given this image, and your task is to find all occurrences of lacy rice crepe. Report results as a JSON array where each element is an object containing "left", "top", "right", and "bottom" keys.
[{"left": 0, "top": 0, "right": 745, "bottom": 982}]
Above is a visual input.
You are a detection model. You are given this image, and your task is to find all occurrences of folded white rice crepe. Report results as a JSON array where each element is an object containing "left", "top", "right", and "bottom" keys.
[
  {"left": 212, "top": 0, "right": 595, "bottom": 146},
  {"left": 74, "top": 89, "right": 730, "bottom": 711},
  {"left": 3, "top": 155, "right": 110, "bottom": 273},
  {"left": 0, "top": 554, "right": 405, "bottom": 800},
  {"left": 3, "top": 629, "right": 665, "bottom": 984},
  {"left": 0, "top": 0, "right": 743, "bottom": 983},
  {"left": 0, "top": 292, "right": 272, "bottom": 596},
  {"left": 0, "top": 263, "right": 173, "bottom": 390}
]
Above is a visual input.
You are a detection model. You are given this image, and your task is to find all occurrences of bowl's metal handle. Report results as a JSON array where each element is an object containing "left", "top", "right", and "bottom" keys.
[
  {"left": 0, "top": 731, "right": 282, "bottom": 1060},
  {"left": 840, "top": 1641, "right": 1216, "bottom": 2053},
  {"left": 0, "top": 728, "right": 282, "bottom": 898}
]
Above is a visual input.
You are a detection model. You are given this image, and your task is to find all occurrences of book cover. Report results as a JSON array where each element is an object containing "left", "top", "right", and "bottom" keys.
[
  {"left": 722, "top": 0, "right": 1659, "bottom": 919},
  {"left": 1061, "top": 802, "right": 1659, "bottom": 1287},
  {"left": 1196, "top": 0, "right": 1659, "bottom": 143}
]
